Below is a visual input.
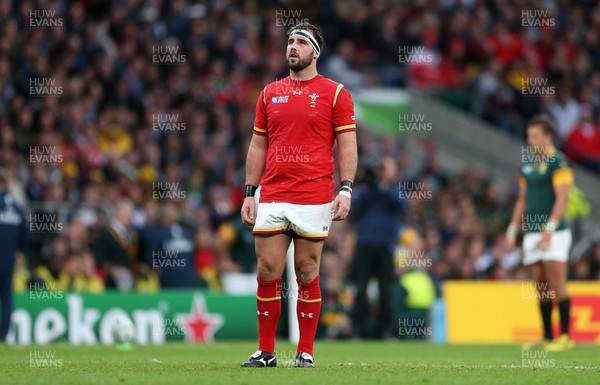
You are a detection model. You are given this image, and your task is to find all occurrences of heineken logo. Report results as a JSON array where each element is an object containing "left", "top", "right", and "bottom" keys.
[{"left": 7, "top": 293, "right": 231, "bottom": 345}]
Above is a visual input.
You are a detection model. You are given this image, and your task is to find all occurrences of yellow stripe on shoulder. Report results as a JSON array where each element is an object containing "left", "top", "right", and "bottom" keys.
[
  {"left": 263, "top": 86, "right": 267, "bottom": 104},
  {"left": 333, "top": 84, "right": 344, "bottom": 107},
  {"left": 519, "top": 176, "right": 527, "bottom": 192},
  {"left": 552, "top": 167, "right": 573, "bottom": 186}
]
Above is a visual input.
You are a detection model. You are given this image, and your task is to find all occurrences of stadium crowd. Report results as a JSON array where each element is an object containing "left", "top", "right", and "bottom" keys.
[{"left": 0, "top": 0, "right": 599, "bottom": 339}]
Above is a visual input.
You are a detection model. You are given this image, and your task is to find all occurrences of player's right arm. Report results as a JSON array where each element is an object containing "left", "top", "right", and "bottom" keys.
[
  {"left": 506, "top": 176, "right": 526, "bottom": 250},
  {"left": 241, "top": 134, "right": 267, "bottom": 226},
  {"left": 242, "top": 89, "right": 269, "bottom": 226}
]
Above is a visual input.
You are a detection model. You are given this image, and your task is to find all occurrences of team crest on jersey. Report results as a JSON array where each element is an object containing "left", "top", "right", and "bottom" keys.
[
  {"left": 271, "top": 96, "right": 289, "bottom": 104},
  {"left": 309, "top": 93, "right": 319, "bottom": 108},
  {"left": 537, "top": 163, "right": 548, "bottom": 174}
]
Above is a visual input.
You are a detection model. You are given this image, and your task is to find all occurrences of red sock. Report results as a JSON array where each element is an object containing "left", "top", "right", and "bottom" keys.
[
  {"left": 296, "top": 275, "right": 321, "bottom": 356},
  {"left": 256, "top": 278, "right": 282, "bottom": 354}
]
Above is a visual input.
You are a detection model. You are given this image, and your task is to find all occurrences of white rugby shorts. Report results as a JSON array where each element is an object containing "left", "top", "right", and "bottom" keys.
[
  {"left": 252, "top": 187, "right": 333, "bottom": 240},
  {"left": 522, "top": 228, "right": 572, "bottom": 266}
]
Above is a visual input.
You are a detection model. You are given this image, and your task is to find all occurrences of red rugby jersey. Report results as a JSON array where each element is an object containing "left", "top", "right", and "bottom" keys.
[{"left": 253, "top": 75, "right": 356, "bottom": 204}]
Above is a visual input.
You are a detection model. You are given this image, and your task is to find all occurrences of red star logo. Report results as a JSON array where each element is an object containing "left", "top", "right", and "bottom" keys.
[{"left": 176, "top": 295, "right": 224, "bottom": 343}]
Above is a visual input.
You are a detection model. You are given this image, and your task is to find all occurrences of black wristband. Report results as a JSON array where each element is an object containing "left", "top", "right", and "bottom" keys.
[
  {"left": 341, "top": 180, "right": 353, "bottom": 190},
  {"left": 244, "top": 184, "right": 257, "bottom": 198}
]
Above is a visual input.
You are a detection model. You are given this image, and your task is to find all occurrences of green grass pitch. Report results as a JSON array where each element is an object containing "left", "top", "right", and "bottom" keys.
[{"left": 2, "top": 342, "right": 599, "bottom": 385}]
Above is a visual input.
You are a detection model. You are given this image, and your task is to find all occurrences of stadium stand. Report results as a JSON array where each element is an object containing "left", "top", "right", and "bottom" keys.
[{"left": 1, "top": 0, "right": 599, "bottom": 338}]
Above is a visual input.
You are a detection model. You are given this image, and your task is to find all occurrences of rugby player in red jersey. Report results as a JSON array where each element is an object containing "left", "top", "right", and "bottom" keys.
[{"left": 240, "top": 22, "right": 357, "bottom": 368}]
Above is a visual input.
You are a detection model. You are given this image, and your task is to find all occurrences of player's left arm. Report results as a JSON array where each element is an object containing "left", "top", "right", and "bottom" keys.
[
  {"left": 332, "top": 131, "right": 357, "bottom": 221},
  {"left": 331, "top": 85, "right": 357, "bottom": 221},
  {"left": 548, "top": 169, "right": 572, "bottom": 226},
  {"left": 539, "top": 163, "right": 573, "bottom": 249}
]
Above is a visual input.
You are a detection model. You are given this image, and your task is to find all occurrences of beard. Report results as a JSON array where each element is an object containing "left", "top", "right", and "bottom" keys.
[{"left": 287, "top": 55, "right": 311, "bottom": 72}]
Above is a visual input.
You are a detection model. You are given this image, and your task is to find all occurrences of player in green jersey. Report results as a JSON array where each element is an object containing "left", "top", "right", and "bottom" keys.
[{"left": 506, "top": 114, "right": 574, "bottom": 352}]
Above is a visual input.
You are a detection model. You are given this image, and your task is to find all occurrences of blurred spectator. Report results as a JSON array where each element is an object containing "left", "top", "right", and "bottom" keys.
[
  {"left": 322, "top": 39, "right": 368, "bottom": 89},
  {"left": 141, "top": 203, "right": 196, "bottom": 288},
  {"left": 79, "top": 249, "right": 105, "bottom": 293},
  {"left": 588, "top": 242, "right": 600, "bottom": 279},
  {"left": 394, "top": 228, "right": 436, "bottom": 340},
  {"left": 546, "top": 86, "right": 581, "bottom": 143},
  {"left": 0, "top": 169, "right": 27, "bottom": 342},
  {"left": 320, "top": 250, "right": 353, "bottom": 339},
  {"left": 33, "top": 249, "right": 104, "bottom": 292},
  {"left": 90, "top": 200, "right": 137, "bottom": 291},
  {"left": 32, "top": 237, "right": 68, "bottom": 290},
  {"left": 572, "top": 258, "right": 591, "bottom": 281},
  {"left": 563, "top": 107, "right": 600, "bottom": 172},
  {"left": 13, "top": 253, "right": 30, "bottom": 293},
  {"left": 350, "top": 157, "right": 403, "bottom": 339},
  {"left": 194, "top": 226, "right": 220, "bottom": 290},
  {"left": 474, "top": 234, "right": 522, "bottom": 279},
  {"left": 215, "top": 213, "right": 257, "bottom": 294}
]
